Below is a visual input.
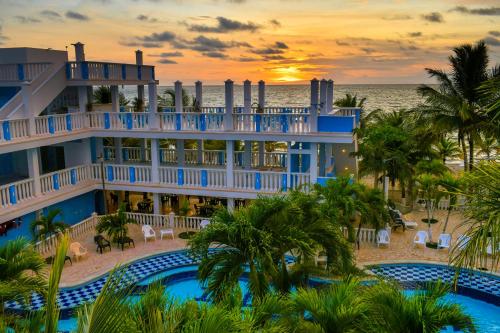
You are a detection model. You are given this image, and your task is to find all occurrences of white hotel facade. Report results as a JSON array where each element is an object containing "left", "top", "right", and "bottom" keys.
[{"left": 0, "top": 43, "right": 360, "bottom": 243}]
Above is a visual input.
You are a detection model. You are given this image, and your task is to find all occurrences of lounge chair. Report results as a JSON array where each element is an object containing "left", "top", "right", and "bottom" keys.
[
  {"left": 413, "top": 231, "right": 428, "bottom": 248},
  {"left": 94, "top": 235, "right": 111, "bottom": 254},
  {"left": 70, "top": 242, "right": 88, "bottom": 261},
  {"left": 388, "top": 209, "right": 406, "bottom": 232},
  {"left": 376, "top": 229, "right": 390, "bottom": 247},
  {"left": 437, "top": 234, "right": 451, "bottom": 251},
  {"left": 456, "top": 235, "right": 470, "bottom": 251},
  {"left": 393, "top": 209, "right": 418, "bottom": 229},
  {"left": 142, "top": 225, "right": 156, "bottom": 243},
  {"left": 200, "top": 219, "right": 211, "bottom": 229}
]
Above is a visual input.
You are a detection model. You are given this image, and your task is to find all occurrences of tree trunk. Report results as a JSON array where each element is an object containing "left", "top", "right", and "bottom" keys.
[
  {"left": 460, "top": 134, "right": 468, "bottom": 172},
  {"left": 442, "top": 208, "right": 452, "bottom": 233},
  {"left": 468, "top": 136, "right": 474, "bottom": 171}
]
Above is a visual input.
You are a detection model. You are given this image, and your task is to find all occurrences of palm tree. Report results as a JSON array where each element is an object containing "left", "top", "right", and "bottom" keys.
[
  {"left": 334, "top": 93, "right": 366, "bottom": 108},
  {"left": 0, "top": 238, "right": 47, "bottom": 314},
  {"left": 433, "top": 136, "right": 461, "bottom": 163},
  {"left": 159, "top": 88, "right": 192, "bottom": 108},
  {"left": 364, "top": 280, "right": 476, "bottom": 333},
  {"left": 30, "top": 209, "right": 67, "bottom": 243},
  {"left": 476, "top": 134, "right": 497, "bottom": 160},
  {"left": 417, "top": 41, "right": 491, "bottom": 171},
  {"left": 93, "top": 86, "right": 129, "bottom": 106},
  {"left": 96, "top": 203, "right": 137, "bottom": 243},
  {"left": 451, "top": 161, "right": 499, "bottom": 272},
  {"left": 293, "top": 277, "right": 368, "bottom": 333},
  {"left": 439, "top": 172, "right": 462, "bottom": 233}
]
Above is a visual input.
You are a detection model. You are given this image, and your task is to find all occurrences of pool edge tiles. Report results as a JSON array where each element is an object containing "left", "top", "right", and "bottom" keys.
[{"left": 369, "top": 263, "right": 500, "bottom": 306}]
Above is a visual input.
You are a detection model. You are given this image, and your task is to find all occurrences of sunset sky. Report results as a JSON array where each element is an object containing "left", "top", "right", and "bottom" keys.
[{"left": 0, "top": 0, "right": 499, "bottom": 84}]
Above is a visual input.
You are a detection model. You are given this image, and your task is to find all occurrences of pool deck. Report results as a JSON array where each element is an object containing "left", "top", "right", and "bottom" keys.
[{"left": 58, "top": 209, "right": 497, "bottom": 287}]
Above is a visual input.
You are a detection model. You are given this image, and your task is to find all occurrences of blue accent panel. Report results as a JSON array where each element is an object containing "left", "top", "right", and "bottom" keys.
[
  {"left": 218, "top": 152, "right": 224, "bottom": 165},
  {"left": 177, "top": 169, "right": 184, "bottom": 186},
  {"left": 48, "top": 116, "right": 55, "bottom": 134},
  {"left": 119, "top": 106, "right": 125, "bottom": 112},
  {"left": 291, "top": 154, "right": 300, "bottom": 173},
  {"left": 200, "top": 114, "right": 206, "bottom": 131},
  {"left": 316, "top": 177, "right": 336, "bottom": 186},
  {"left": 318, "top": 116, "right": 354, "bottom": 133},
  {"left": 104, "top": 113, "right": 110, "bottom": 129},
  {"left": 175, "top": 113, "right": 182, "bottom": 131},
  {"left": 281, "top": 174, "right": 287, "bottom": 191},
  {"left": 17, "top": 64, "right": 24, "bottom": 80},
  {"left": 103, "top": 64, "right": 109, "bottom": 79},
  {"left": 107, "top": 166, "right": 114, "bottom": 181},
  {"left": 301, "top": 155, "right": 310, "bottom": 173},
  {"left": 53, "top": 174, "right": 60, "bottom": 190},
  {"left": 70, "top": 169, "right": 77, "bottom": 185},
  {"left": 355, "top": 109, "right": 361, "bottom": 124},
  {"left": 66, "top": 114, "right": 72, "bottom": 131},
  {"left": 255, "top": 172, "right": 261, "bottom": 190},
  {"left": 201, "top": 170, "right": 208, "bottom": 187},
  {"left": 126, "top": 112, "right": 133, "bottom": 130},
  {"left": 81, "top": 62, "right": 89, "bottom": 80},
  {"left": 2, "top": 121, "right": 11, "bottom": 141},
  {"left": 129, "top": 167, "right": 136, "bottom": 183},
  {"left": 255, "top": 114, "right": 261, "bottom": 132},
  {"left": 8, "top": 185, "right": 17, "bottom": 204},
  {"left": 121, "top": 64, "right": 126, "bottom": 79},
  {"left": 137, "top": 65, "right": 142, "bottom": 80},
  {"left": 280, "top": 114, "right": 288, "bottom": 133},
  {"left": 123, "top": 149, "right": 129, "bottom": 161},
  {"left": 65, "top": 63, "right": 71, "bottom": 79}
]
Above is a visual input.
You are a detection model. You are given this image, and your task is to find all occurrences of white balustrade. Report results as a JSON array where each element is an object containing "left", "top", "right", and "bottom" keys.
[
  {"left": 0, "top": 119, "right": 29, "bottom": 142},
  {"left": 233, "top": 170, "right": 284, "bottom": 192},
  {"left": 66, "top": 61, "right": 153, "bottom": 81},
  {"left": 185, "top": 150, "right": 198, "bottom": 164},
  {"left": 0, "top": 63, "right": 50, "bottom": 81},
  {"left": 159, "top": 167, "right": 178, "bottom": 185},
  {"left": 39, "top": 165, "right": 93, "bottom": 194},
  {"left": 158, "top": 113, "right": 176, "bottom": 130},
  {"left": 0, "top": 178, "right": 35, "bottom": 208},
  {"left": 104, "top": 146, "right": 116, "bottom": 160},
  {"left": 251, "top": 107, "right": 310, "bottom": 114},
  {"left": 123, "top": 147, "right": 150, "bottom": 162},
  {"left": 290, "top": 173, "right": 310, "bottom": 189},
  {"left": 160, "top": 149, "right": 177, "bottom": 164},
  {"left": 105, "top": 164, "right": 151, "bottom": 183}
]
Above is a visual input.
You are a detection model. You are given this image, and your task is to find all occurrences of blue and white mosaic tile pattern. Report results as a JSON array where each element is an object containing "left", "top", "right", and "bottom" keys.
[
  {"left": 370, "top": 263, "right": 500, "bottom": 304},
  {"left": 5, "top": 249, "right": 295, "bottom": 311}
]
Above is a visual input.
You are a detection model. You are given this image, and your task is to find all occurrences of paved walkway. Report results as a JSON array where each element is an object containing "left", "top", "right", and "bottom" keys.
[{"left": 58, "top": 209, "right": 493, "bottom": 287}]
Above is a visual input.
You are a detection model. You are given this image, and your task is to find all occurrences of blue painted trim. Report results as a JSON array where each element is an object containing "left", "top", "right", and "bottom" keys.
[
  {"left": 200, "top": 114, "right": 206, "bottom": 131},
  {"left": 255, "top": 114, "right": 261, "bottom": 132},
  {"left": 281, "top": 173, "right": 287, "bottom": 191},
  {"left": 126, "top": 112, "right": 133, "bottom": 130},
  {"left": 137, "top": 65, "right": 142, "bottom": 80},
  {"left": 121, "top": 64, "right": 126, "bottom": 80},
  {"left": 201, "top": 170, "right": 207, "bottom": 187},
  {"left": 129, "top": 167, "right": 136, "bottom": 183},
  {"left": 104, "top": 113, "right": 110, "bottom": 129},
  {"left": 317, "top": 116, "right": 354, "bottom": 133},
  {"left": 17, "top": 64, "right": 24, "bottom": 81},
  {"left": 66, "top": 114, "right": 72, "bottom": 131},
  {"left": 65, "top": 63, "right": 71, "bottom": 79},
  {"left": 70, "top": 169, "right": 77, "bottom": 185},
  {"left": 48, "top": 116, "right": 55, "bottom": 134},
  {"left": 175, "top": 113, "right": 181, "bottom": 131},
  {"left": 81, "top": 62, "right": 89, "bottom": 80},
  {"left": 177, "top": 169, "right": 184, "bottom": 186},
  {"left": 103, "top": 64, "right": 109, "bottom": 79},
  {"left": 2, "top": 121, "right": 11, "bottom": 141},
  {"left": 107, "top": 166, "right": 114, "bottom": 181},
  {"left": 53, "top": 174, "right": 60, "bottom": 190},
  {"left": 280, "top": 114, "right": 288, "bottom": 133},
  {"left": 8, "top": 185, "right": 16, "bottom": 204},
  {"left": 255, "top": 172, "right": 261, "bottom": 190}
]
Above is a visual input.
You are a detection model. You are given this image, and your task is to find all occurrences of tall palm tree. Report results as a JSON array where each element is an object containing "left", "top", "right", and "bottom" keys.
[
  {"left": 30, "top": 209, "right": 67, "bottom": 243},
  {"left": 334, "top": 93, "right": 366, "bottom": 108},
  {"left": 364, "top": 280, "right": 476, "bottom": 333},
  {"left": 418, "top": 41, "right": 491, "bottom": 171},
  {"left": 433, "top": 136, "right": 461, "bottom": 163},
  {"left": 0, "top": 238, "right": 47, "bottom": 314}
]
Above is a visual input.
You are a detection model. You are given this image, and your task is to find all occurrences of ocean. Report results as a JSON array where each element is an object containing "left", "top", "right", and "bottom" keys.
[{"left": 122, "top": 84, "right": 426, "bottom": 112}]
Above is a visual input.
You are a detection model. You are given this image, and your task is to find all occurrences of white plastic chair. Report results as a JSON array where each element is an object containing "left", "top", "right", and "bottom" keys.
[
  {"left": 376, "top": 229, "right": 390, "bottom": 247},
  {"left": 413, "top": 231, "right": 428, "bottom": 248},
  {"left": 70, "top": 242, "right": 88, "bottom": 261},
  {"left": 142, "top": 225, "right": 156, "bottom": 243},
  {"left": 200, "top": 219, "right": 210, "bottom": 229},
  {"left": 437, "top": 234, "right": 451, "bottom": 250},
  {"left": 456, "top": 235, "right": 470, "bottom": 251}
]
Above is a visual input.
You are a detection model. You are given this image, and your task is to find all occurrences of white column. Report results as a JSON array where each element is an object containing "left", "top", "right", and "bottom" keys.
[
  {"left": 243, "top": 80, "right": 252, "bottom": 169},
  {"left": 136, "top": 50, "right": 144, "bottom": 104},
  {"left": 175, "top": 81, "right": 185, "bottom": 165},
  {"left": 153, "top": 193, "right": 160, "bottom": 215},
  {"left": 319, "top": 143, "right": 326, "bottom": 177},
  {"left": 384, "top": 176, "right": 389, "bottom": 201},
  {"left": 114, "top": 138, "right": 123, "bottom": 164},
  {"left": 226, "top": 140, "right": 234, "bottom": 188},
  {"left": 326, "top": 79, "right": 334, "bottom": 113},
  {"left": 148, "top": 81, "right": 158, "bottom": 129},
  {"left": 310, "top": 143, "right": 318, "bottom": 184},
  {"left": 111, "top": 85, "right": 119, "bottom": 113},
  {"left": 325, "top": 143, "right": 333, "bottom": 174},
  {"left": 20, "top": 84, "right": 35, "bottom": 135},
  {"left": 310, "top": 78, "right": 319, "bottom": 132},
  {"left": 224, "top": 80, "right": 234, "bottom": 131},
  {"left": 227, "top": 198, "right": 235, "bottom": 212},
  {"left": 195, "top": 81, "right": 203, "bottom": 164},
  {"left": 73, "top": 42, "right": 85, "bottom": 62},
  {"left": 286, "top": 142, "right": 291, "bottom": 189},
  {"left": 27, "top": 148, "right": 41, "bottom": 196},
  {"left": 177, "top": 140, "right": 185, "bottom": 166},
  {"left": 258, "top": 80, "right": 265, "bottom": 166},
  {"left": 78, "top": 86, "right": 88, "bottom": 113},
  {"left": 151, "top": 139, "right": 159, "bottom": 182},
  {"left": 320, "top": 79, "right": 327, "bottom": 115}
]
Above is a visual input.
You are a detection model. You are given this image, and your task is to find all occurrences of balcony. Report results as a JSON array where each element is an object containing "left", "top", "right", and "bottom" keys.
[
  {"left": 0, "top": 63, "right": 51, "bottom": 82},
  {"left": 65, "top": 61, "right": 155, "bottom": 84}
]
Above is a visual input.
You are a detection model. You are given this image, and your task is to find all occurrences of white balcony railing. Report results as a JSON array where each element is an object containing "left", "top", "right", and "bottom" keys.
[
  {"left": 0, "top": 178, "right": 35, "bottom": 208},
  {"left": 66, "top": 61, "right": 154, "bottom": 82},
  {"left": 0, "top": 63, "right": 50, "bottom": 81}
]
